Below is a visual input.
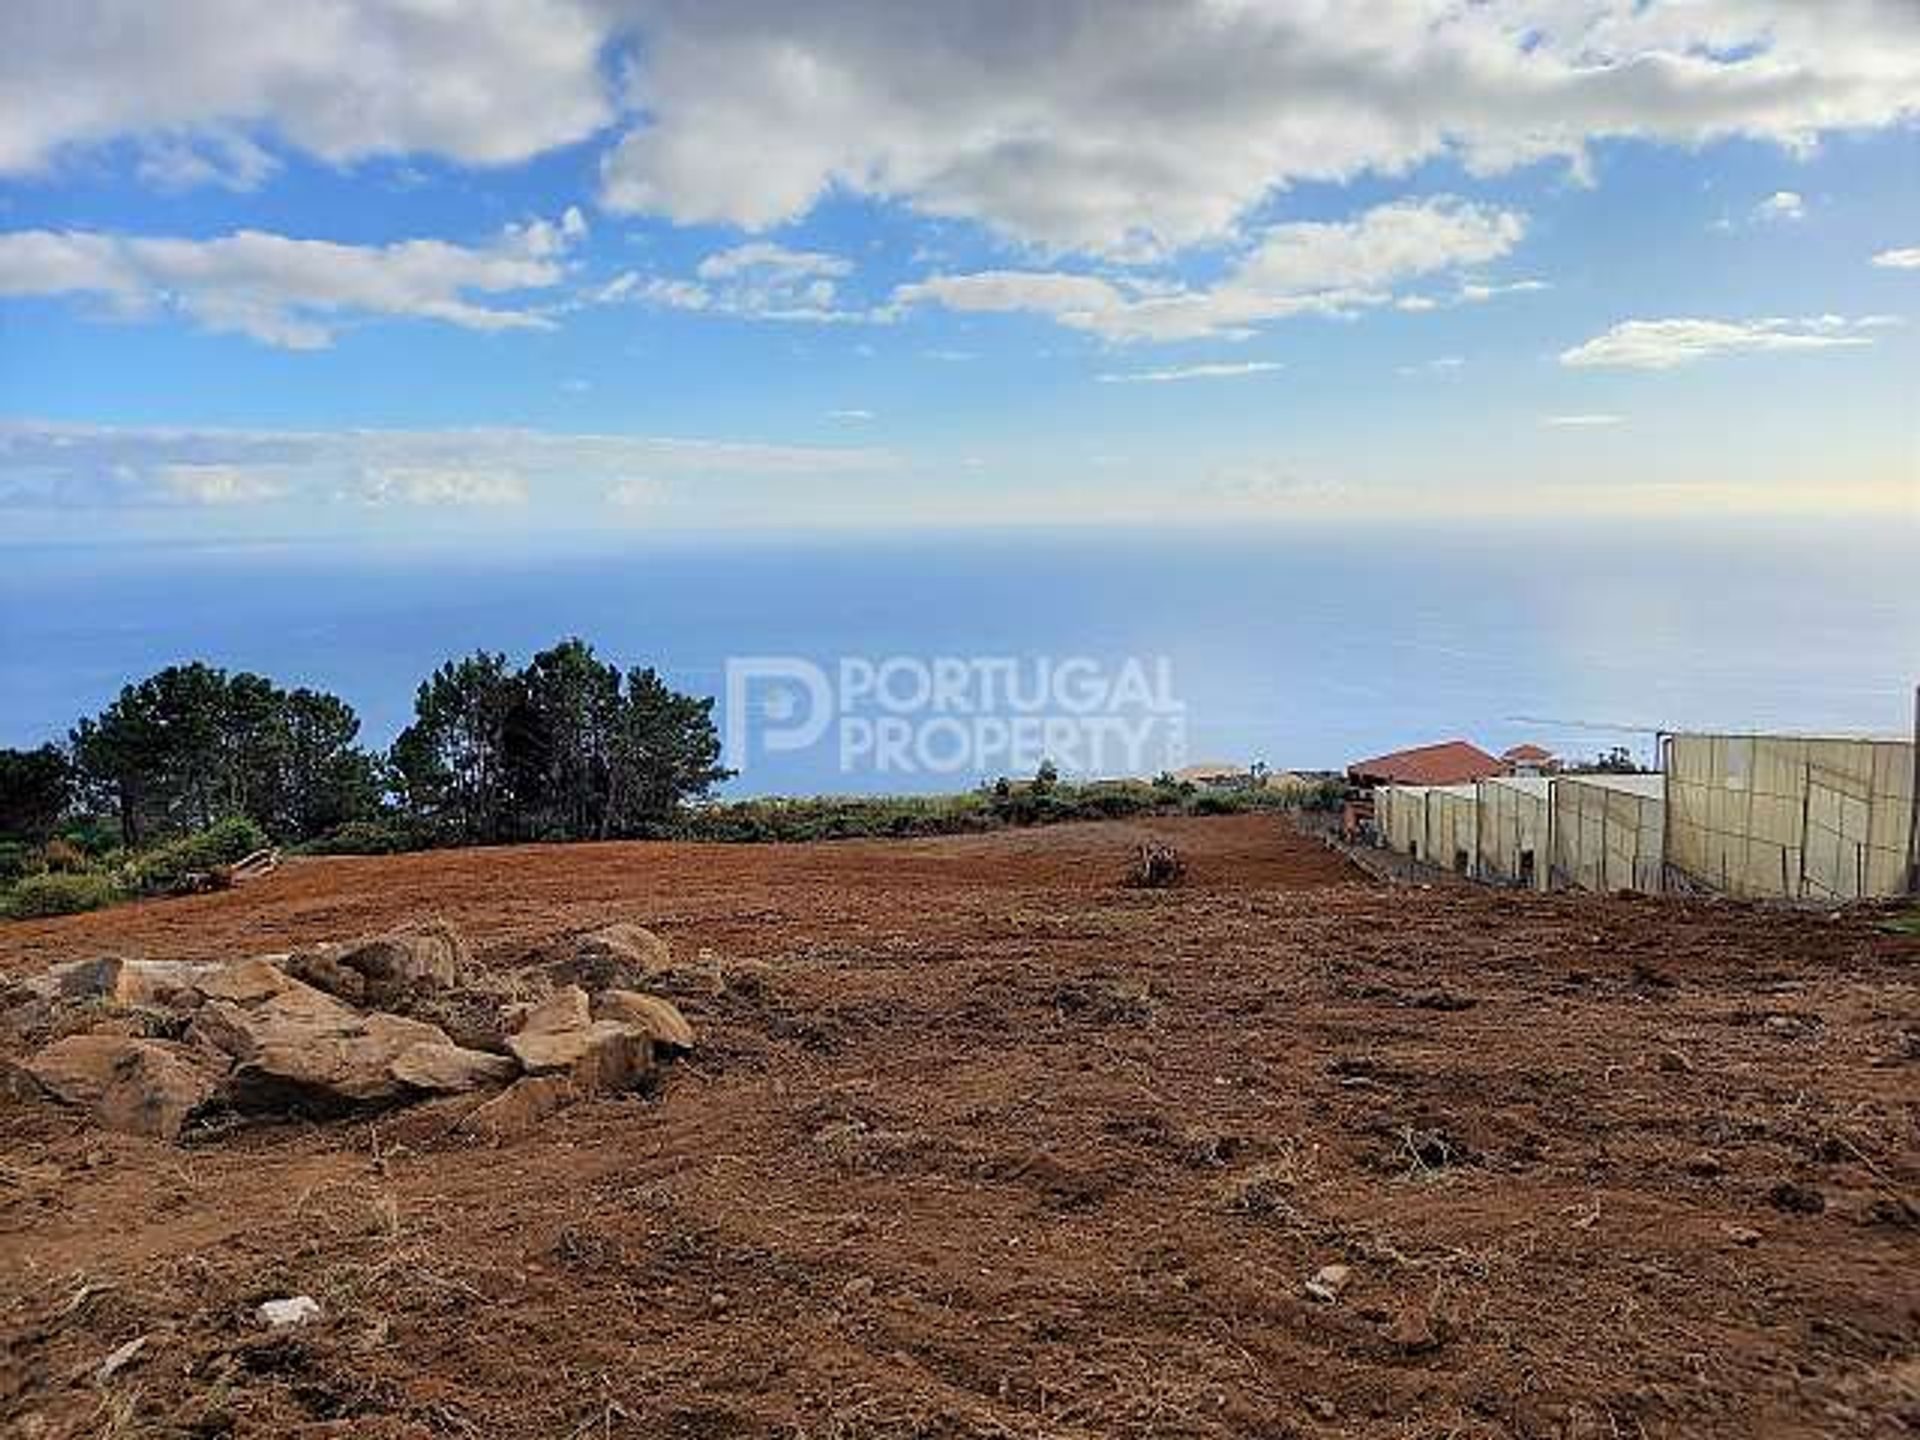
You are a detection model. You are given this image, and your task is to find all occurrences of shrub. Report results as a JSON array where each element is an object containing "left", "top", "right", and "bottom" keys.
[
  {"left": 129, "top": 816, "right": 269, "bottom": 896},
  {"left": 0, "top": 840, "right": 34, "bottom": 885},
  {"left": 302, "top": 818, "right": 436, "bottom": 856},
  {"left": 5, "top": 870, "right": 125, "bottom": 919}
]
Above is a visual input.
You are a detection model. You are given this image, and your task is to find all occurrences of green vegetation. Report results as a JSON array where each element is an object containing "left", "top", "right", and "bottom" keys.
[
  {"left": 127, "top": 816, "right": 269, "bottom": 896},
  {"left": 1, "top": 639, "right": 1347, "bottom": 916},
  {"left": 3, "top": 870, "right": 127, "bottom": 919},
  {"left": 1, "top": 637, "right": 731, "bottom": 919},
  {"left": 677, "top": 772, "right": 1330, "bottom": 845}
]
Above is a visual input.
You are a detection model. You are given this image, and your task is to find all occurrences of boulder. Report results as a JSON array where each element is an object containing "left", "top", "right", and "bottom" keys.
[
  {"left": 111, "top": 959, "right": 225, "bottom": 1011},
  {"left": 509, "top": 1020, "right": 653, "bottom": 1093},
  {"left": 26, "top": 1033, "right": 226, "bottom": 1140},
  {"left": 460, "top": 1074, "right": 577, "bottom": 1143},
  {"left": 554, "top": 923, "right": 671, "bottom": 991},
  {"left": 280, "top": 945, "right": 367, "bottom": 1005},
  {"left": 507, "top": 985, "right": 653, "bottom": 1092},
  {"left": 189, "top": 972, "right": 455, "bottom": 1112},
  {"left": 331, "top": 920, "right": 467, "bottom": 1006},
  {"left": 518, "top": 985, "right": 591, "bottom": 1036},
  {"left": 17, "top": 956, "right": 126, "bottom": 1002},
  {"left": 594, "top": 990, "right": 696, "bottom": 1052},
  {"left": 389, "top": 1040, "right": 519, "bottom": 1094}
]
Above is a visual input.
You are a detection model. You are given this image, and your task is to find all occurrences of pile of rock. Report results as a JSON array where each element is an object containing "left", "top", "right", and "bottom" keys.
[{"left": 6, "top": 921, "right": 694, "bottom": 1144}]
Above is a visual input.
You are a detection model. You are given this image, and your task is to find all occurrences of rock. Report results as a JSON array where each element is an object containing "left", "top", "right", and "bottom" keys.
[
  {"left": 258, "top": 1296, "right": 321, "bottom": 1328},
  {"left": 518, "top": 985, "right": 592, "bottom": 1037},
  {"left": 17, "top": 956, "right": 124, "bottom": 1002},
  {"left": 1768, "top": 1180, "right": 1826, "bottom": 1215},
  {"left": 556, "top": 923, "right": 671, "bottom": 991},
  {"left": 593, "top": 990, "right": 696, "bottom": 1052},
  {"left": 190, "top": 972, "right": 454, "bottom": 1112},
  {"left": 111, "top": 959, "right": 224, "bottom": 1010},
  {"left": 332, "top": 920, "right": 466, "bottom": 1006},
  {"left": 197, "top": 957, "right": 298, "bottom": 1005},
  {"left": 26, "top": 1034, "right": 226, "bottom": 1140},
  {"left": 280, "top": 945, "right": 367, "bottom": 1005},
  {"left": 1386, "top": 1301, "right": 1440, "bottom": 1353},
  {"left": 389, "top": 1041, "right": 519, "bottom": 1094},
  {"left": 510, "top": 1020, "right": 653, "bottom": 1093},
  {"left": 94, "top": 1334, "right": 149, "bottom": 1385},
  {"left": 1305, "top": 1262, "right": 1352, "bottom": 1303},
  {"left": 507, "top": 985, "right": 653, "bottom": 1092},
  {"left": 460, "top": 1074, "right": 578, "bottom": 1143},
  {"left": 1720, "top": 1223, "right": 1763, "bottom": 1247}
]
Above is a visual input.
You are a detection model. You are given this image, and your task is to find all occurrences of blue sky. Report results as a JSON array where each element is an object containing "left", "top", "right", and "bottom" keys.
[{"left": 1, "top": 1, "right": 1916, "bottom": 543}]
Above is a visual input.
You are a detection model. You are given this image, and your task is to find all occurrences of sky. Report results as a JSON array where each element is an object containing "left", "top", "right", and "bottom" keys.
[{"left": 0, "top": 0, "right": 1917, "bottom": 543}]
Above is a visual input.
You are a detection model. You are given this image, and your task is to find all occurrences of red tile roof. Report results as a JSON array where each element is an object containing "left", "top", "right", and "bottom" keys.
[
  {"left": 1347, "top": 739, "right": 1505, "bottom": 785},
  {"left": 1502, "top": 743, "right": 1554, "bottom": 762}
]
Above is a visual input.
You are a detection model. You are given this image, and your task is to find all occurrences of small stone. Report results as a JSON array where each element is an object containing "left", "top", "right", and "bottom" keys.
[
  {"left": 1386, "top": 1301, "right": 1440, "bottom": 1353},
  {"left": 1304, "top": 1262, "right": 1352, "bottom": 1303},
  {"left": 258, "top": 1296, "right": 321, "bottom": 1328},
  {"left": 1720, "top": 1223, "right": 1763, "bottom": 1247},
  {"left": 94, "top": 1335, "right": 148, "bottom": 1385},
  {"left": 710, "top": 1290, "right": 729, "bottom": 1312},
  {"left": 842, "top": 1276, "right": 875, "bottom": 1301},
  {"left": 1656, "top": 1048, "right": 1694, "bottom": 1074}
]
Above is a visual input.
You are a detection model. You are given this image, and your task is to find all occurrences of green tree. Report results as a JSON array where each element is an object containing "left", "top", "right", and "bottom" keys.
[
  {"left": 508, "top": 639, "right": 624, "bottom": 840},
  {"left": 0, "top": 745, "right": 72, "bottom": 842},
  {"left": 277, "top": 688, "right": 382, "bottom": 837},
  {"left": 70, "top": 663, "right": 379, "bottom": 846},
  {"left": 608, "top": 665, "right": 733, "bottom": 831},
  {"left": 390, "top": 652, "right": 520, "bottom": 843}
]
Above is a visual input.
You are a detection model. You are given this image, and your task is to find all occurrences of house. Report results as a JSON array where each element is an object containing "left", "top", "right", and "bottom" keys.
[
  {"left": 1501, "top": 742, "right": 1558, "bottom": 776},
  {"left": 1342, "top": 739, "right": 1506, "bottom": 841},
  {"left": 1347, "top": 739, "right": 1505, "bottom": 787}
]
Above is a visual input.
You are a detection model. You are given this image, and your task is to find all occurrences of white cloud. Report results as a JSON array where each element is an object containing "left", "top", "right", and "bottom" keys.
[
  {"left": 594, "top": 1, "right": 1920, "bottom": 256},
  {"left": 606, "top": 477, "right": 667, "bottom": 509},
  {"left": 1560, "top": 316, "right": 1887, "bottom": 369},
  {"left": 1754, "top": 190, "right": 1806, "bottom": 222},
  {"left": 0, "top": 0, "right": 610, "bottom": 176},
  {"left": 893, "top": 196, "right": 1530, "bottom": 342},
  {"left": 599, "top": 241, "right": 865, "bottom": 323},
  {"left": 1398, "top": 355, "right": 1467, "bottom": 377},
  {"left": 0, "top": 215, "right": 584, "bottom": 347},
  {"left": 6, "top": 5, "right": 1915, "bottom": 263},
  {"left": 0, "top": 420, "right": 898, "bottom": 512},
  {"left": 157, "top": 463, "right": 289, "bottom": 503},
  {"left": 1097, "top": 361, "right": 1282, "bottom": 384},
  {"left": 827, "top": 408, "right": 875, "bottom": 420},
  {"left": 696, "top": 242, "right": 851, "bottom": 282},
  {"left": 1543, "top": 414, "right": 1626, "bottom": 427},
  {"left": 1872, "top": 247, "right": 1920, "bottom": 269}
]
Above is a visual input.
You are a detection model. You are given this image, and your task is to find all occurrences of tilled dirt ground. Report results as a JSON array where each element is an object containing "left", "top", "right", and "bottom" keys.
[{"left": 2, "top": 814, "right": 1917, "bottom": 1438}]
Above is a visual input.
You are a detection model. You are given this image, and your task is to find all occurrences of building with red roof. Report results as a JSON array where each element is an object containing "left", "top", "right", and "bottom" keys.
[{"left": 1346, "top": 739, "right": 1505, "bottom": 787}]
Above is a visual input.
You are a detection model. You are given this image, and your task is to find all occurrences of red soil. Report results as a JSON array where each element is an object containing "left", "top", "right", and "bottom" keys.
[{"left": 3, "top": 815, "right": 1915, "bottom": 1437}]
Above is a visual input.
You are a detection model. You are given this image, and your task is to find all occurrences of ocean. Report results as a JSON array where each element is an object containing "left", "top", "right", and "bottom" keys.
[{"left": 2, "top": 521, "right": 1915, "bottom": 796}]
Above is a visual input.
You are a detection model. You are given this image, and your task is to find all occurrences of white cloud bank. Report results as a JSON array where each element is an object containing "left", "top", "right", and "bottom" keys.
[
  {"left": 0, "top": 421, "right": 896, "bottom": 511},
  {"left": 3, "top": 3, "right": 1917, "bottom": 260},
  {"left": 894, "top": 196, "right": 1528, "bottom": 342},
  {"left": 1872, "top": 248, "right": 1920, "bottom": 269},
  {"left": 0, "top": 210, "right": 587, "bottom": 347},
  {"left": 1096, "top": 361, "right": 1283, "bottom": 384},
  {"left": 1560, "top": 315, "right": 1896, "bottom": 369}
]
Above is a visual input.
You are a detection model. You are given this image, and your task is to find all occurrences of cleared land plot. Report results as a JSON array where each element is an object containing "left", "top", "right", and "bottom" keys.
[{"left": 3, "top": 815, "right": 1916, "bottom": 1438}]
